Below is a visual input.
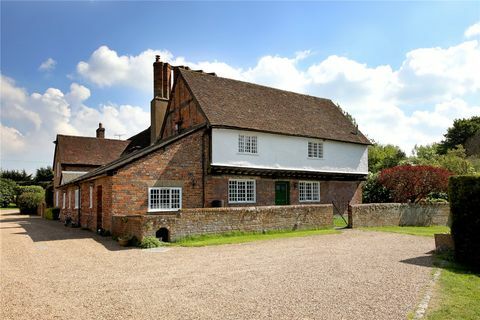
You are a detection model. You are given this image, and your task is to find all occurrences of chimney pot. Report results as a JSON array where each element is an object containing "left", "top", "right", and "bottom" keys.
[
  {"left": 155, "top": 55, "right": 160, "bottom": 62},
  {"left": 96, "top": 123, "right": 105, "bottom": 139}
]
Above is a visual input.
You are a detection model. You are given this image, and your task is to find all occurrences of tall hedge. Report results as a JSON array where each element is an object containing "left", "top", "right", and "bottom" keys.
[{"left": 448, "top": 175, "right": 480, "bottom": 270}]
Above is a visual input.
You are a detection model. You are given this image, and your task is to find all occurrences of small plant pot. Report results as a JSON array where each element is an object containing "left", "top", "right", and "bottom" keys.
[
  {"left": 434, "top": 233, "right": 454, "bottom": 253},
  {"left": 118, "top": 238, "right": 130, "bottom": 247}
]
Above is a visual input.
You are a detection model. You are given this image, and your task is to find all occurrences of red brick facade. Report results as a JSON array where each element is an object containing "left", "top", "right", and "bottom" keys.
[{"left": 56, "top": 127, "right": 362, "bottom": 232}]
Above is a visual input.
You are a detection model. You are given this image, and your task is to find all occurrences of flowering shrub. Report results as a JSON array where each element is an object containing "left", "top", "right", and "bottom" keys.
[{"left": 379, "top": 165, "right": 451, "bottom": 203}]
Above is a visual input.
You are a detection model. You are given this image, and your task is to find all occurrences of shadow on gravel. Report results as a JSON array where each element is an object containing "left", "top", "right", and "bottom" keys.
[
  {"left": 400, "top": 254, "right": 434, "bottom": 268},
  {"left": 0, "top": 214, "right": 134, "bottom": 252}
]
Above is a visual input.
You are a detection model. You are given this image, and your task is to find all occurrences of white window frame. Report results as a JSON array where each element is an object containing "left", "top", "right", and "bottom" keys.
[
  {"left": 89, "top": 186, "right": 93, "bottom": 209},
  {"left": 238, "top": 134, "right": 258, "bottom": 154},
  {"left": 68, "top": 191, "right": 71, "bottom": 209},
  {"left": 228, "top": 179, "right": 256, "bottom": 204},
  {"left": 55, "top": 191, "right": 59, "bottom": 207},
  {"left": 62, "top": 192, "right": 66, "bottom": 209},
  {"left": 307, "top": 141, "right": 324, "bottom": 159},
  {"left": 299, "top": 181, "right": 320, "bottom": 202},
  {"left": 74, "top": 189, "right": 80, "bottom": 209},
  {"left": 148, "top": 187, "right": 182, "bottom": 212}
]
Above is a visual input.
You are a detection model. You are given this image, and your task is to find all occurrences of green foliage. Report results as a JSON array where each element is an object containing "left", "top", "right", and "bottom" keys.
[
  {"left": 139, "top": 236, "right": 162, "bottom": 249},
  {"left": 438, "top": 116, "right": 480, "bottom": 154},
  {"left": 361, "top": 225, "right": 450, "bottom": 237},
  {"left": 438, "top": 146, "right": 475, "bottom": 175},
  {"left": 18, "top": 191, "right": 45, "bottom": 214},
  {"left": 15, "top": 185, "right": 44, "bottom": 197},
  {"left": 362, "top": 173, "right": 393, "bottom": 203},
  {"left": 0, "top": 169, "right": 33, "bottom": 185},
  {"left": 368, "top": 143, "right": 406, "bottom": 173},
  {"left": 448, "top": 175, "right": 480, "bottom": 271},
  {"left": 34, "top": 166, "right": 53, "bottom": 184},
  {"left": 44, "top": 208, "right": 53, "bottom": 220},
  {"left": 0, "top": 178, "right": 17, "bottom": 207}
]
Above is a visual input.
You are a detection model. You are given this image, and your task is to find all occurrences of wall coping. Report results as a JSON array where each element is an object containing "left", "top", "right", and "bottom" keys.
[{"left": 351, "top": 202, "right": 449, "bottom": 208}]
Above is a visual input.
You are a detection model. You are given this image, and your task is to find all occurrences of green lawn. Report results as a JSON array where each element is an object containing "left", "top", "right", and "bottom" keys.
[
  {"left": 425, "top": 258, "right": 480, "bottom": 320},
  {"left": 333, "top": 215, "right": 348, "bottom": 228},
  {"left": 170, "top": 229, "right": 340, "bottom": 247},
  {"left": 360, "top": 225, "right": 450, "bottom": 237},
  {"left": 0, "top": 204, "right": 18, "bottom": 211}
]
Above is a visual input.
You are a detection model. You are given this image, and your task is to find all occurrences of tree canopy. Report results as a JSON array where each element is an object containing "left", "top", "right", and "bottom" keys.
[{"left": 438, "top": 116, "right": 480, "bottom": 155}]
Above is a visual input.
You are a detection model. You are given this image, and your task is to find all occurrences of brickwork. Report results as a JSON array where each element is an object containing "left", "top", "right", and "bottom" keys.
[
  {"left": 112, "top": 204, "right": 333, "bottom": 241},
  {"left": 111, "top": 130, "right": 206, "bottom": 216},
  {"left": 349, "top": 203, "right": 450, "bottom": 228}
]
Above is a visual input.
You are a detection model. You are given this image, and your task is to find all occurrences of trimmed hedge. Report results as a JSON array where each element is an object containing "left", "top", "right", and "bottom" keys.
[
  {"left": 18, "top": 191, "right": 45, "bottom": 214},
  {"left": 0, "top": 178, "right": 17, "bottom": 207},
  {"left": 449, "top": 175, "right": 480, "bottom": 270}
]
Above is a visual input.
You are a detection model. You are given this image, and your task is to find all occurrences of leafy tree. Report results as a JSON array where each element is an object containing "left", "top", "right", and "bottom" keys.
[
  {"left": 0, "top": 178, "right": 17, "bottom": 207},
  {"left": 438, "top": 116, "right": 480, "bottom": 154},
  {"left": 0, "top": 169, "right": 33, "bottom": 185},
  {"left": 368, "top": 144, "right": 407, "bottom": 173},
  {"left": 379, "top": 165, "right": 452, "bottom": 203},
  {"left": 438, "top": 145, "right": 475, "bottom": 175},
  {"left": 362, "top": 173, "right": 392, "bottom": 203},
  {"left": 34, "top": 166, "right": 53, "bottom": 184}
]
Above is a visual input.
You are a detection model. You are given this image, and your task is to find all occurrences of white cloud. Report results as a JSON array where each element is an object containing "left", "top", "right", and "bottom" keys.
[
  {"left": 39, "top": 58, "right": 57, "bottom": 72},
  {"left": 465, "top": 22, "right": 480, "bottom": 38},
  {"left": 0, "top": 76, "right": 149, "bottom": 172}
]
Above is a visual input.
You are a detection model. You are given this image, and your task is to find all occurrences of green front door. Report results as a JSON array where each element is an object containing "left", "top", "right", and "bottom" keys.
[{"left": 275, "top": 182, "right": 290, "bottom": 205}]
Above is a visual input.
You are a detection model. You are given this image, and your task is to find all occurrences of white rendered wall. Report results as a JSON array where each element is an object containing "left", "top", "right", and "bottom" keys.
[{"left": 211, "top": 128, "right": 368, "bottom": 174}]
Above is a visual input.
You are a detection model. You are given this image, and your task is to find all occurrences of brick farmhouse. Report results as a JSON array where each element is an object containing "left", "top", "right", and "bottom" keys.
[{"left": 53, "top": 56, "right": 370, "bottom": 239}]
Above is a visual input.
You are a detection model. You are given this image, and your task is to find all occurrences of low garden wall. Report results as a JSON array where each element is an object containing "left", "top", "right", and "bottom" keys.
[
  {"left": 349, "top": 203, "right": 450, "bottom": 228},
  {"left": 112, "top": 204, "right": 333, "bottom": 241}
]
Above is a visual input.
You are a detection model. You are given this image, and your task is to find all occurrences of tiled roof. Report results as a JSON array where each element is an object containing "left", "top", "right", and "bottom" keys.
[
  {"left": 56, "top": 135, "right": 130, "bottom": 166},
  {"left": 61, "top": 171, "right": 88, "bottom": 185},
  {"left": 180, "top": 68, "right": 371, "bottom": 145},
  {"left": 122, "top": 127, "right": 151, "bottom": 155}
]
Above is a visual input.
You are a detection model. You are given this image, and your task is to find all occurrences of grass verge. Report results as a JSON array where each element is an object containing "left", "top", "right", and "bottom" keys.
[
  {"left": 424, "top": 255, "right": 480, "bottom": 320},
  {"left": 171, "top": 229, "right": 340, "bottom": 247},
  {"left": 360, "top": 225, "right": 450, "bottom": 237},
  {"left": 334, "top": 215, "right": 348, "bottom": 228}
]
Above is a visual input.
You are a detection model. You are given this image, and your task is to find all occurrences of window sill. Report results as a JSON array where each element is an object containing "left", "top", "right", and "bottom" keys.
[{"left": 148, "top": 208, "right": 181, "bottom": 213}]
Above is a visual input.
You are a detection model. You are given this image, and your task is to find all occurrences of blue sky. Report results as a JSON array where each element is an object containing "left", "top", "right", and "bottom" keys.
[{"left": 1, "top": 1, "right": 479, "bottom": 172}]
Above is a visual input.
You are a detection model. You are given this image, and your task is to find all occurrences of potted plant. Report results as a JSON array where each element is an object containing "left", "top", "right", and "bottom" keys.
[{"left": 118, "top": 235, "right": 132, "bottom": 247}]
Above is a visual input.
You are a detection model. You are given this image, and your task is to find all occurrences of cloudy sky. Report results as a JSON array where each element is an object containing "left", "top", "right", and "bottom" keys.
[{"left": 1, "top": 1, "right": 479, "bottom": 173}]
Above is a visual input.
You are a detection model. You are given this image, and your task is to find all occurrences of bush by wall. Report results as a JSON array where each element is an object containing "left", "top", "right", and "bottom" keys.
[
  {"left": 139, "top": 236, "right": 162, "bottom": 249},
  {"left": 449, "top": 175, "right": 480, "bottom": 270},
  {"left": 0, "top": 178, "right": 17, "bottom": 207},
  {"left": 362, "top": 173, "right": 392, "bottom": 203},
  {"left": 44, "top": 208, "right": 53, "bottom": 220},
  {"left": 17, "top": 188, "right": 45, "bottom": 214}
]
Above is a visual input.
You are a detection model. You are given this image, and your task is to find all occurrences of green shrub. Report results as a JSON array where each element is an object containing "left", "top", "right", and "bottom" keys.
[
  {"left": 0, "top": 178, "right": 17, "bottom": 207},
  {"left": 17, "top": 191, "right": 45, "bottom": 214},
  {"left": 362, "top": 173, "right": 392, "bottom": 203},
  {"left": 139, "top": 236, "right": 162, "bottom": 249},
  {"left": 449, "top": 175, "right": 480, "bottom": 271},
  {"left": 44, "top": 208, "right": 53, "bottom": 220},
  {"left": 16, "top": 185, "right": 44, "bottom": 196}
]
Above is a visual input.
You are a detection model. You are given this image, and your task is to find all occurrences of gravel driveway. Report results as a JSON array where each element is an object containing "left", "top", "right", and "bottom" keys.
[{"left": 0, "top": 210, "right": 435, "bottom": 320}]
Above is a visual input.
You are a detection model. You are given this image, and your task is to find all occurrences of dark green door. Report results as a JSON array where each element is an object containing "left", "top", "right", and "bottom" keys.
[{"left": 275, "top": 182, "right": 289, "bottom": 205}]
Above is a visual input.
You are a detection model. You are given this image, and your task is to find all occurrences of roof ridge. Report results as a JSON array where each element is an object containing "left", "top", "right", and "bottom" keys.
[
  {"left": 57, "top": 134, "right": 130, "bottom": 142},
  {"left": 179, "top": 67, "right": 332, "bottom": 103}
]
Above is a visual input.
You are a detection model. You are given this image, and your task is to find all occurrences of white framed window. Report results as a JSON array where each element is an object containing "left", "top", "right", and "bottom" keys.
[
  {"left": 74, "top": 189, "right": 80, "bottom": 209},
  {"left": 89, "top": 186, "right": 93, "bottom": 209},
  {"left": 148, "top": 187, "right": 182, "bottom": 212},
  {"left": 238, "top": 134, "right": 258, "bottom": 154},
  {"left": 55, "top": 191, "right": 59, "bottom": 207},
  {"left": 62, "top": 192, "right": 66, "bottom": 209},
  {"left": 228, "top": 179, "right": 256, "bottom": 203},
  {"left": 308, "top": 141, "right": 323, "bottom": 159},
  {"left": 299, "top": 181, "right": 320, "bottom": 202},
  {"left": 68, "top": 191, "right": 71, "bottom": 209}
]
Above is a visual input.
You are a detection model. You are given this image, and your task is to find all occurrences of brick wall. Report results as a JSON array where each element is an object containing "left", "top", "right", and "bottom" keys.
[
  {"left": 205, "top": 176, "right": 362, "bottom": 208},
  {"left": 112, "top": 204, "right": 333, "bottom": 241},
  {"left": 111, "top": 130, "right": 205, "bottom": 216},
  {"left": 349, "top": 203, "right": 450, "bottom": 228}
]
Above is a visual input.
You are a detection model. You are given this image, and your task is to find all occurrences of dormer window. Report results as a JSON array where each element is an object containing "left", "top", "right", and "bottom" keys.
[
  {"left": 238, "top": 134, "right": 258, "bottom": 154},
  {"left": 308, "top": 141, "right": 323, "bottom": 159}
]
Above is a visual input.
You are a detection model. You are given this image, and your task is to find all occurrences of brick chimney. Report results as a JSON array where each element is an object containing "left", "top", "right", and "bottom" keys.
[
  {"left": 151, "top": 55, "right": 172, "bottom": 144},
  {"left": 96, "top": 123, "right": 105, "bottom": 139}
]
